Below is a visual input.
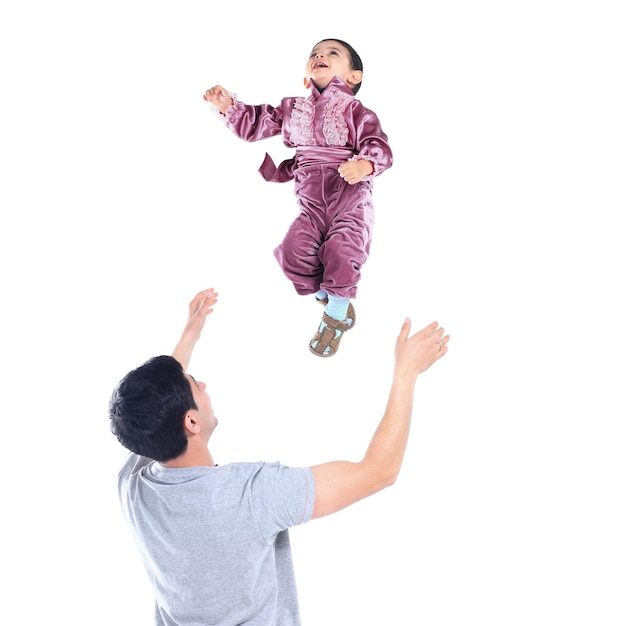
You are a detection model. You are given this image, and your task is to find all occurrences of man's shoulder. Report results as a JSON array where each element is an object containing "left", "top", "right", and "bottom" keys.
[
  {"left": 118, "top": 452, "right": 151, "bottom": 479},
  {"left": 218, "top": 460, "right": 277, "bottom": 477},
  {"left": 220, "top": 461, "right": 312, "bottom": 485}
]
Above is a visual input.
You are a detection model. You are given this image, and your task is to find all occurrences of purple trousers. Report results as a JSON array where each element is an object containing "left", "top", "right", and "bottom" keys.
[{"left": 274, "top": 164, "right": 374, "bottom": 300}]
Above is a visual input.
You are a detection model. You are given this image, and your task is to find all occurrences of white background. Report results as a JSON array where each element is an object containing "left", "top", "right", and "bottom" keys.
[{"left": 2, "top": 1, "right": 624, "bottom": 625}]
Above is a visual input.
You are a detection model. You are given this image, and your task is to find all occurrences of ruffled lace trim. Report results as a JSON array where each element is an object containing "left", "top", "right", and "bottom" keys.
[
  {"left": 211, "top": 92, "right": 240, "bottom": 121},
  {"left": 290, "top": 97, "right": 315, "bottom": 145},
  {"left": 323, "top": 88, "right": 351, "bottom": 146}
]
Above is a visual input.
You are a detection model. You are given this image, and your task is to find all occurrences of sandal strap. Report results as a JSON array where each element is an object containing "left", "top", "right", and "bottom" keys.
[
  {"left": 310, "top": 325, "right": 337, "bottom": 355},
  {"left": 321, "top": 312, "right": 353, "bottom": 333}
]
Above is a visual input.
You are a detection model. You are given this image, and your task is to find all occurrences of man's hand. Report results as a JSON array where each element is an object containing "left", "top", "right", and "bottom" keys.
[
  {"left": 203, "top": 85, "right": 234, "bottom": 115},
  {"left": 394, "top": 319, "right": 449, "bottom": 383},
  {"left": 172, "top": 288, "right": 218, "bottom": 370},
  {"left": 338, "top": 159, "right": 374, "bottom": 185}
]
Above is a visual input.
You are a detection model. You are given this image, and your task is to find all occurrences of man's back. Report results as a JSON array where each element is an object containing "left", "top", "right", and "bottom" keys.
[{"left": 118, "top": 453, "right": 314, "bottom": 625}]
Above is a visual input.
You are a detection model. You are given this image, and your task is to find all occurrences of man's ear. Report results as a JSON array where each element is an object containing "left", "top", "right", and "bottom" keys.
[
  {"left": 303, "top": 77, "right": 311, "bottom": 89},
  {"left": 346, "top": 70, "right": 363, "bottom": 90},
  {"left": 183, "top": 411, "right": 200, "bottom": 434}
]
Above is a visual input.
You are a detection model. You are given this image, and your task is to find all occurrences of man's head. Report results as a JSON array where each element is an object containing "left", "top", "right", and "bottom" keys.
[
  {"left": 304, "top": 38, "right": 363, "bottom": 95},
  {"left": 109, "top": 355, "right": 215, "bottom": 462}
]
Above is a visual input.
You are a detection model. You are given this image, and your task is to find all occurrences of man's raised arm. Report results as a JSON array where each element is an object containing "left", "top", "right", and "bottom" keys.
[
  {"left": 311, "top": 318, "right": 450, "bottom": 519},
  {"left": 171, "top": 288, "right": 218, "bottom": 371}
]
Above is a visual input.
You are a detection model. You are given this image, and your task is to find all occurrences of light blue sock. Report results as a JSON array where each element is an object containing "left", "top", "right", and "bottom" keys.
[
  {"left": 314, "top": 289, "right": 328, "bottom": 302},
  {"left": 311, "top": 296, "right": 354, "bottom": 355},
  {"left": 325, "top": 295, "right": 350, "bottom": 322}
]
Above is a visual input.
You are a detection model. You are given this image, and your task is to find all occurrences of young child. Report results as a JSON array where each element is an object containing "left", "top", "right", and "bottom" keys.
[{"left": 204, "top": 38, "right": 393, "bottom": 357}]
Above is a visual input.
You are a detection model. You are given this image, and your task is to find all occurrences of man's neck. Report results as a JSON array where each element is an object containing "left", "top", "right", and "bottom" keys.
[{"left": 162, "top": 447, "right": 215, "bottom": 468}]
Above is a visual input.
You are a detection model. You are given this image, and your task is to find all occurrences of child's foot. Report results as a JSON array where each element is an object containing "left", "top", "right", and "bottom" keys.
[{"left": 309, "top": 304, "right": 356, "bottom": 357}]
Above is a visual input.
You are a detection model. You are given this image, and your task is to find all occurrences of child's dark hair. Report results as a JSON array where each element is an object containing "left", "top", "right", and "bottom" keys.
[{"left": 319, "top": 38, "right": 363, "bottom": 95}]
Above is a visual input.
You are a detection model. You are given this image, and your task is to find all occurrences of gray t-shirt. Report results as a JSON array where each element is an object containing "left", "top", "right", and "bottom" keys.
[{"left": 118, "top": 453, "right": 315, "bottom": 625}]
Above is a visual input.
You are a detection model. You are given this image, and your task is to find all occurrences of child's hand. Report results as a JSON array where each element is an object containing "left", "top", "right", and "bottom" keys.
[
  {"left": 338, "top": 159, "right": 374, "bottom": 185},
  {"left": 203, "top": 85, "right": 234, "bottom": 114}
]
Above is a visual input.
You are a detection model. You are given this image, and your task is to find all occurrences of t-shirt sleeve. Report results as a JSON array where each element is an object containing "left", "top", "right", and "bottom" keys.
[{"left": 250, "top": 462, "right": 315, "bottom": 541}]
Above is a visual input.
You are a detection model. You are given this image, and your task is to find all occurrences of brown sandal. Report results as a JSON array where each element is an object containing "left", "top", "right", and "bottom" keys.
[{"left": 309, "top": 304, "right": 356, "bottom": 358}]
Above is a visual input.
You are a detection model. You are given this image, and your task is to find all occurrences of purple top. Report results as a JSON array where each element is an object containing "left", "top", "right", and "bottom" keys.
[{"left": 219, "top": 76, "right": 393, "bottom": 182}]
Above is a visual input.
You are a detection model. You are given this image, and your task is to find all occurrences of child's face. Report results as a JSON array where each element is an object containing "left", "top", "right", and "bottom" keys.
[{"left": 304, "top": 40, "right": 361, "bottom": 91}]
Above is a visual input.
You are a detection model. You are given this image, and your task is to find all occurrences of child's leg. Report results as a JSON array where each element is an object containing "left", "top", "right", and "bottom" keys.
[
  {"left": 309, "top": 183, "right": 372, "bottom": 357},
  {"left": 273, "top": 214, "right": 324, "bottom": 295},
  {"left": 318, "top": 184, "right": 373, "bottom": 300}
]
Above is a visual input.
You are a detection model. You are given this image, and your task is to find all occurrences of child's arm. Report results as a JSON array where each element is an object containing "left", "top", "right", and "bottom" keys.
[
  {"left": 203, "top": 85, "right": 234, "bottom": 115},
  {"left": 203, "top": 86, "right": 284, "bottom": 143},
  {"left": 338, "top": 103, "right": 393, "bottom": 183}
]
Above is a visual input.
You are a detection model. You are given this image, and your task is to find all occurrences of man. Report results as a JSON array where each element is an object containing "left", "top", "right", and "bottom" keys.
[{"left": 110, "top": 288, "right": 450, "bottom": 625}]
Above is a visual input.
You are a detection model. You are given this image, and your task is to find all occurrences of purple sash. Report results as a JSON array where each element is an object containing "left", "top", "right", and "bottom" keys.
[{"left": 259, "top": 147, "right": 355, "bottom": 183}]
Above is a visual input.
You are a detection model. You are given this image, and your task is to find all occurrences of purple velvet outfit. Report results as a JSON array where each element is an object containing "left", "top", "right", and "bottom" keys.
[{"left": 220, "top": 76, "right": 393, "bottom": 299}]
